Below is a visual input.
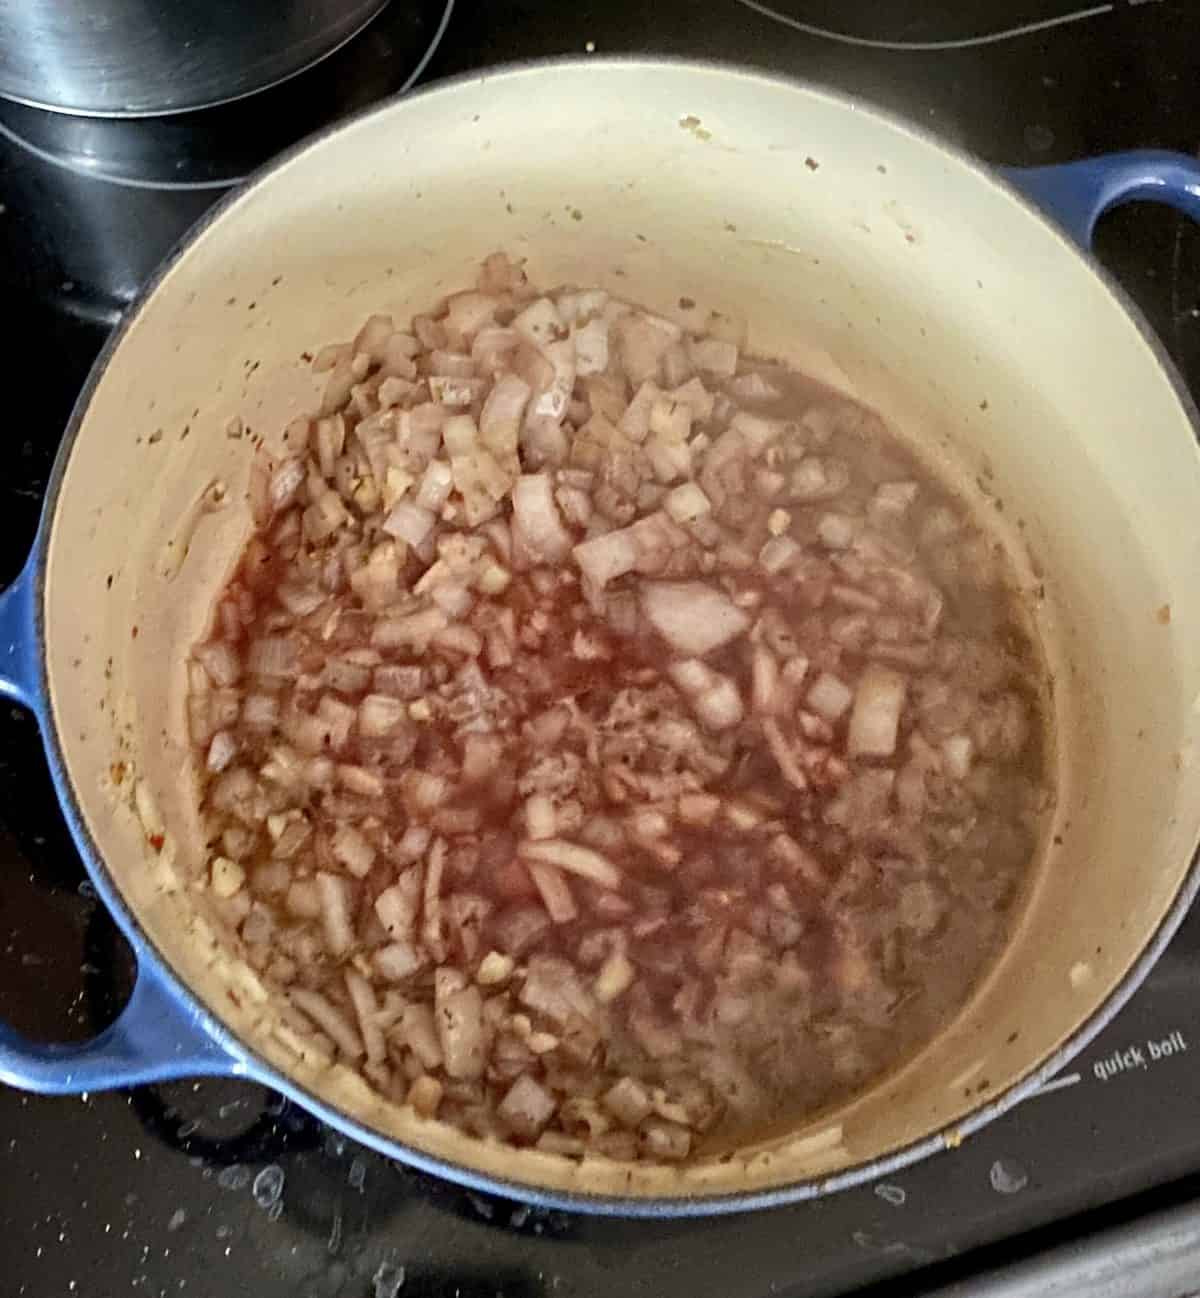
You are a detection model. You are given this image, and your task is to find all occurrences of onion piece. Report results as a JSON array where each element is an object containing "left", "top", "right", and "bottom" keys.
[
  {"left": 422, "top": 837, "right": 447, "bottom": 961},
  {"left": 374, "top": 939, "right": 426, "bottom": 982},
  {"left": 242, "top": 693, "right": 279, "bottom": 731},
  {"left": 763, "top": 717, "right": 809, "bottom": 791},
  {"left": 686, "top": 336, "right": 738, "bottom": 378},
  {"left": 573, "top": 317, "right": 610, "bottom": 376},
  {"left": 617, "top": 313, "right": 680, "bottom": 386},
  {"left": 444, "top": 291, "right": 498, "bottom": 344},
  {"left": 511, "top": 474, "right": 573, "bottom": 562},
  {"left": 847, "top": 664, "right": 908, "bottom": 758},
  {"left": 479, "top": 371, "right": 531, "bottom": 461},
  {"left": 289, "top": 987, "right": 363, "bottom": 1060},
  {"left": 429, "top": 375, "right": 486, "bottom": 406},
  {"left": 331, "top": 822, "right": 376, "bottom": 877},
  {"left": 407, "top": 1074, "right": 444, "bottom": 1118},
  {"left": 942, "top": 732, "right": 974, "bottom": 779},
  {"left": 268, "top": 457, "right": 306, "bottom": 514},
  {"left": 358, "top": 693, "right": 406, "bottom": 738},
  {"left": 528, "top": 861, "right": 578, "bottom": 924},
  {"left": 618, "top": 380, "right": 663, "bottom": 443},
  {"left": 594, "top": 950, "right": 635, "bottom": 1004},
  {"left": 382, "top": 499, "right": 436, "bottom": 548},
  {"left": 498, "top": 1074, "right": 557, "bottom": 1140},
  {"left": 415, "top": 460, "right": 455, "bottom": 513},
  {"left": 374, "top": 867, "right": 420, "bottom": 939},
  {"left": 573, "top": 527, "right": 639, "bottom": 589},
  {"left": 245, "top": 636, "right": 296, "bottom": 679},
  {"left": 436, "top": 980, "right": 486, "bottom": 1080},
  {"left": 518, "top": 839, "right": 622, "bottom": 890},
  {"left": 371, "top": 606, "right": 447, "bottom": 652},
  {"left": 353, "top": 313, "right": 394, "bottom": 361},
  {"left": 759, "top": 535, "right": 801, "bottom": 575},
  {"left": 206, "top": 731, "right": 237, "bottom": 774},
  {"left": 693, "top": 676, "right": 744, "bottom": 732},
  {"left": 315, "top": 872, "right": 355, "bottom": 957},
  {"left": 817, "top": 512, "right": 860, "bottom": 550},
  {"left": 344, "top": 969, "right": 386, "bottom": 1064},
  {"left": 493, "top": 904, "right": 552, "bottom": 956},
  {"left": 210, "top": 856, "right": 245, "bottom": 898},
  {"left": 512, "top": 297, "right": 565, "bottom": 349},
  {"left": 663, "top": 482, "right": 712, "bottom": 526},
  {"left": 752, "top": 645, "right": 779, "bottom": 715},
  {"left": 603, "top": 1076, "right": 652, "bottom": 1126},
  {"left": 525, "top": 793, "right": 557, "bottom": 841},
  {"left": 807, "top": 671, "right": 854, "bottom": 722},
  {"left": 640, "top": 581, "right": 751, "bottom": 657}
]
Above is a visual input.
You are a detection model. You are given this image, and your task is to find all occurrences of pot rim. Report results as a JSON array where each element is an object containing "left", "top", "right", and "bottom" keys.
[{"left": 25, "top": 55, "right": 1200, "bottom": 1216}]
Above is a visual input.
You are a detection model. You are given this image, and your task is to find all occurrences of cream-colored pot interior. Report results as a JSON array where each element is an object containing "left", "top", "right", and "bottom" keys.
[{"left": 42, "top": 61, "right": 1200, "bottom": 1203}]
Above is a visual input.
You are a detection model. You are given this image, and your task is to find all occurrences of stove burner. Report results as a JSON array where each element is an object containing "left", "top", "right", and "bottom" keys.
[
  {"left": 733, "top": 0, "right": 1120, "bottom": 50},
  {"left": 133, "top": 1079, "right": 322, "bottom": 1165},
  {"left": 0, "top": 0, "right": 454, "bottom": 190}
]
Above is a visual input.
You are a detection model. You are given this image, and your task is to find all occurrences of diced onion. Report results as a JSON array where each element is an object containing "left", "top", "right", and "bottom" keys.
[
  {"left": 415, "top": 460, "right": 454, "bottom": 513},
  {"left": 358, "top": 693, "right": 406, "bottom": 737},
  {"left": 512, "top": 474, "right": 573, "bottom": 562},
  {"left": 206, "top": 731, "right": 237, "bottom": 773},
  {"left": 498, "top": 1074, "right": 557, "bottom": 1139},
  {"left": 345, "top": 969, "right": 386, "bottom": 1064},
  {"left": 640, "top": 581, "right": 751, "bottom": 657},
  {"left": 847, "top": 664, "right": 908, "bottom": 758},
  {"left": 573, "top": 528, "right": 639, "bottom": 589},
  {"left": 315, "top": 872, "right": 355, "bottom": 957},
  {"left": 331, "top": 822, "right": 376, "bottom": 877},
  {"left": 525, "top": 794, "right": 557, "bottom": 841},
  {"left": 528, "top": 861, "right": 578, "bottom": 924},
  {"left": 807, "top": 671, "right": 854, "bottom": 721},
  {"left": 289, "top": 987, "right": 363, "bottom": 1060},
  {"left": 382, "top": 500, "right": 436, "bottom": 547},
  {"left": 519, "top": 839, "right": 622, "bottom": 889}
]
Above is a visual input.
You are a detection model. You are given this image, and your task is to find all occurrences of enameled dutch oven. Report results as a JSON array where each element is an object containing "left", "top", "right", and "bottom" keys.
[{"left": 1, "top": 60, "right": 1199, "bottom": 1217}]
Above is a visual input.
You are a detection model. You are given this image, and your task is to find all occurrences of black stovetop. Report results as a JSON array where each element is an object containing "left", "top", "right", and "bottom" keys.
[{"left": 3, "top": 3, "right": 1200, "bottom": 1296}]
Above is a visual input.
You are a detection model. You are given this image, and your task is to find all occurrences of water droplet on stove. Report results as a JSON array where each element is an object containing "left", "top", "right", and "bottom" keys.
[
  {"left": 77, "top": 880, "right": 96, "bottom": 899},
  {"left": 166, "top": 1209, "right": 186, "bottom": 1232},
  {"left": 989, "top": 1157, "right": 1029, "bottom": 1194},
  {"left": 217, "top": 1165, "right": 250, "bottom": 1192},
  {"left": 252, "top": 1165, "right": 284, "bottom": 1209},
  {"left": 373, "top": 1254, "right": 406, "bottom": 1298},
  {"left": 874, "top": 1183, "right": 907, "bottom": 1207},
  {"left": 348, "top": 1157, "right": 366, "bottom": 1192}
]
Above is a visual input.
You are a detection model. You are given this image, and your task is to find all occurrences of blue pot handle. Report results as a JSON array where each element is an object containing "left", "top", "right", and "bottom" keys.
[
  {"left": 0, "top": 959, "right": 249, "bottom": 1094},
  {"left": 0, "top": 553, "right": 39, "bottom": 711},
  {"left": 1005, "top": 149, "right": 1200, "bottom": 248},
  {"left": 0, "top": 551, "right": 248, "bottom": 1092}
]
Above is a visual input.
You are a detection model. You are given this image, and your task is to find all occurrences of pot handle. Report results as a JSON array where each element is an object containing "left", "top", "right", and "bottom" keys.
[
  {"left": 0, "top": 960, "right": 249, "bottom": 1094},
  {"left": 0, "top": 553, "right": 39, "bottom": 710},
  {"left": 0, "top": 553, "right": 249, "bottom": 1093},
  {"left": 1005, "top": 149, "right": 1200, "bottom": 247}
]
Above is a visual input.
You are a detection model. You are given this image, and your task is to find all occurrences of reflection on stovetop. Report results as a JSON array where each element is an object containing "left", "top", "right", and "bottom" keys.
[
  {"left": 2, "top": 1, "right": 1200, "bottom": 1296},
  {"left": 731, "top": 0, "right": 1143, "bottom": 53},
  {"left": 0, "top": 0, "right": 453, "bottom": 191}
]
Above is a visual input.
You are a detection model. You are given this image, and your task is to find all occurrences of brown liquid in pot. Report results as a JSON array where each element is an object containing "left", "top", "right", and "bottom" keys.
[{"left": 186, "top": 253, "right": 1050, "bottom": 1161}]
